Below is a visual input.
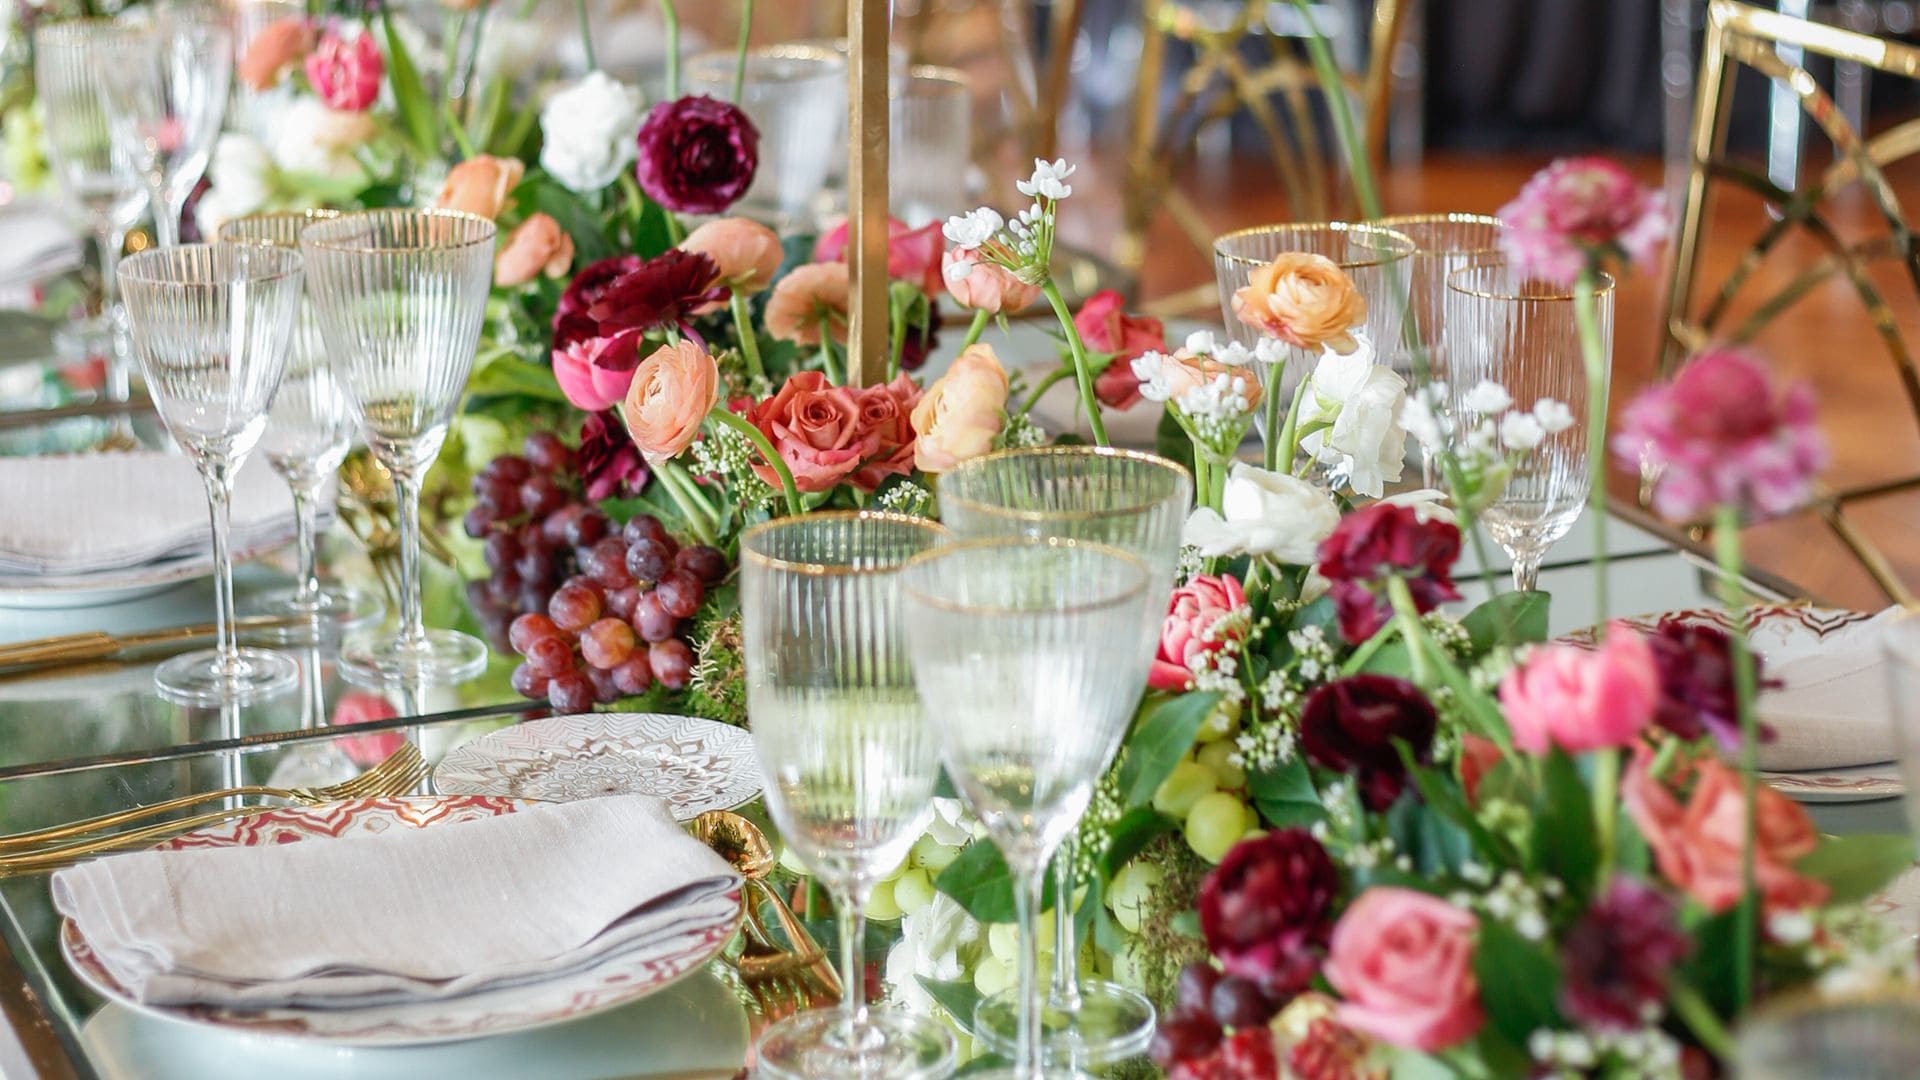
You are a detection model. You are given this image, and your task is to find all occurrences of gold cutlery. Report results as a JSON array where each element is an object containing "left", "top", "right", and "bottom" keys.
[
  {"left": 689, "top": 810, "right": 841, "bottom": 1017},
  {"left": 0, "top": 613, "right": 311, "bottom": 670}
]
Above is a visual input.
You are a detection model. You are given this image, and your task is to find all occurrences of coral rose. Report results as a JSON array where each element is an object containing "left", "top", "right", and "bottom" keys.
[
  {"left": 738, "top": 371, "right": 875, "bottom": 493},
  {"left": 1325, "top": 888, "right": 1483, "bottom": 1053},
  {"left": 1232, "top": 253, "right": 1368, "bottom": 354},
  {"left": 1149, "top": 573, "right": 1248, "bottom": 692},
  {"left": 679, "top": 217, "right": 784, "bottom": 297},
  {"left": 1075, "top": 289, "right": 1166, "bottom": 411},
  {"left": 764, "top": 262, "right": 850, "bottom": 346},
  {"left": 435, "top": 154, "right": 524, "bottom": 220},
  {"left": 1499, "top": 626, "right": 1659, "bottom": 754},
  {"left": 910, "top": 345, "right": 1009, "bottom": 473},
  {"left": 942, "top": 247, "right": 1041, "bottom": 314},
  {"left": 238, "top": 17, "right": 312, "bottom": 91},
  {"left": 619, "top": 339, "right": 721, "bottom": 465},
  {"left": 494, "top": 213, "right": 575, "bottom": 287},
  {"left": 851, "top": 376, "right": 923, "bottom": 490},
  {"left": 552, "top": 331, "right": 643, "bottom": 413}
]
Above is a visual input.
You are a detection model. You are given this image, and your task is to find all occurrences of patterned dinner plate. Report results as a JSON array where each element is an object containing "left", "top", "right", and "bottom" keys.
[
  {"left": 1759, "top": 763, "right": 1904, "bottom": 803},
  {"left": 432, "top": 713, "right": 763, "bottom": 819},
  {"left": 60, "top": 796, "right": 742, "bottom": 1047}
]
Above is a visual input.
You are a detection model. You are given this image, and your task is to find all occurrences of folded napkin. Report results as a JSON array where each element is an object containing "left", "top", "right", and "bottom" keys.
[
  {"left": 1756, "top": 608, "right": 1901, "bottom": 772},
  {"left": 0, "top": 202, "right": 83, "bottom": 291},
  {"left": 0, "top": 452, "right": 298, "bottom": 575},
  {"left": 51, "top": 795, "right": 741, "bottom": 1009}
]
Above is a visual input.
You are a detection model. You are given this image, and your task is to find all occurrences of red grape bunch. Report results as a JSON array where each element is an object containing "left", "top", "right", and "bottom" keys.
[{"left": 1149, "top": 963, "right": 1283, "bottom": 1079}]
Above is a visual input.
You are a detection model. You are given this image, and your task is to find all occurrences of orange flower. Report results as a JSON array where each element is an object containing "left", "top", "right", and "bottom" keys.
[
  {"left": 1159, "top": 349, "right": 1265, "bottom": 411},
  {"left": 911, "top": 344, "right": 1009, "bottom": 472},
  {"left": 620, "top": 340, "right": 721, "bottom": 465},
  {"left": 680, "top": 217, "right": 785, "bottom": 296},
  {"left": 237, "top": 17, "right": 312, "bottom": 91},
  {"left": 764, "top": 262, "right": 850, "bottom": 346},
  {"left": 1232, "top": 253, "right": 1368, "bottom": 354},
  {"left": 434, "top": 155, "right": 525, "bottom": 220},
  {"left": 493, "top": 213, "right": 575, "bottom": 287},
  {"left": 942, "top": 246, "right": 1040, "bottom": 314}
]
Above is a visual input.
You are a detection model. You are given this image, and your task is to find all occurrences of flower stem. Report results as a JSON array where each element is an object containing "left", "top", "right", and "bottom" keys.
[
  {"left": 1592, "top": 748, "right": 1619, "bottom": 890},
  {"left": 1288, "top": 0, "right": 1381, "bottom": 219},
  {"left": 709, "top": 408, "right": 802, "bottom": 517},
  {"left": 729, "top": 292, "right": 764, "bottom": 380},
  {"left": 817, "top": 318, "right": 844, "bottom": 385},
  {"left": 1272, "top": 373, "right": 1310, "bottom": 475},
  {"left": 573, "top": 0, "right": 596, "bottom": 70},
  {"left": 1671, "top": 981, "right": 1737, "bottom": 1060},
  {"left": 1192, "top": 455, "right": 1213, "bottom": 515},
  {"left": 1042, "top": 280, "right": 1109, "bottom": 447},
  {"left": 662, "top": 209, "right": 684, "bottom": 245},
  {"left": 1340, "top": 618, "right": 1401, "bottom": 676},
  {"left": 1385, "top": 577, "right": 1433, "bottom": 686},
  {"left": 1574, "top": 267, "right": 1610, "bottom": 629},
  {"left": 653, "top": 459, "right": 717, "bottom": 545},
  {"left": 658, "top": 0, "right": 681, "bottom": 98},
  {"left": 957, "top": 307, "right": 990, "bottom": 352},
  {"left": 731, "top": 0, "right": 755, "bottom": 104},
  {"left": 1015, "top": 365, "right": 1074, "bottom": 420},
  {"left": 888, "top": 291, "right": 906, "bottom": 381},
  {"left": 1716, "top": 504, "right": 1760, "bottom": 1015}
]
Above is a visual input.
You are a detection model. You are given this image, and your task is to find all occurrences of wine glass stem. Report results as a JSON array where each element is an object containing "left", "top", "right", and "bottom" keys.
[
  {"left": 1048, "top": 846, "right": 1082, "bottom": 1015},
  {"left": 834, "top": 887, "right": 870, "bottom": 1035},
  {"left": 391, "top": 468, "right": 429, "bottom": 651},
  {"left": 1512, "top": 554, "right": 1541, "bottom": 593},
  {"left": 301, "top": 644, "right": 324, "bottom": 730},
  {"left": 202, "top": 460, "right": 241, "bottom": 676},
  {"left": 1012, "top": 859, "right": 1047, "bottom": 1077},
  {"left": 288, "top": 483, "right": 323, "bottom": 608},
  {"left": 151, "top": 183, "right": 181, "bottom": 248}
]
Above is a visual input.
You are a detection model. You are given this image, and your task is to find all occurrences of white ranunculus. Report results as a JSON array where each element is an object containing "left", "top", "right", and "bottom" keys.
[
  {"left": 274, "top": 99, "right": 371, "bottom": 177},
  {"left": 193, "top": 134, "right": 275, "bottom": 238},
  {"left": 923, "top": 797, "right": 974, "bottom": 848},
  {"left": 883, "top": 893, "right": 981, "bottom": 1017},
  {"left": 1182, "top": 463, "right": 1340, "bottom": 564},
  {"left": 539, "top": 70, "right": 643, "bottom": 194},
  {"left": 1379, "top": 487, "right": 1457, "bottom": 524},
  {"left": 1299, "top": 349, "right": 1410, "bottom": 498}
]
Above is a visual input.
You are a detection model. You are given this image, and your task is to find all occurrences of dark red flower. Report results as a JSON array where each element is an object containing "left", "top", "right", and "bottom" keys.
[
  {"left": 1315, "top": 502, "right": 1462, "bottom": 642},
  {"left": 554, "top": 254, "right": 643, "bottom": 351},
  {"left": 1645, "top": 619, "right": 1776, "bottom": 752},
  {"left": 897, "top": 296, "right": 942, "bottom": 372},
  {"left": 1561, "top": 878, "right": 1691, "bottom": 1031},
  {"left": 634, "top": 95, "right": 760, "bottom": 215},
  {"left": 1299, "top": 674, "right": 1437, "bottom": 811},
  {"left": 577, "top": 410, "right": 650, "bottom": 501},
  {"left": 588, "top": 249, "right": 728, "bottom": 338},
  {"left": 1169, "top": 1027, "right": 1279, "bottom": 1080},
  {"left": 1198, "top": 829, "right": 1340, "bottom": 999},
  {"left": 1287, "top": 1017, "right": 1375, "bottom": 1080}
]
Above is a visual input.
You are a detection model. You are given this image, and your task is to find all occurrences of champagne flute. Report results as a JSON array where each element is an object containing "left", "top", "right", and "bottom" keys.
[
  {"left": 902, "top": 539, "right": 1157, "bottom": 1080},
  {"left": 742, "top": 512, "right": 956, "bottom": 1080},
  {"left": 301, "top": 209, "right": 496, "bottom": 686},
  {"left": 219, "top": 211, "right": 382, "bottom": 641},
  {"left": 936, "top": 447, "right": 1190, "bottom": 1066},
  {"left": 118, "top": 242, "right": 304, "bottom": 703},
  {"left": 96, "top": 4, "right": 232, "bottom": 248}
]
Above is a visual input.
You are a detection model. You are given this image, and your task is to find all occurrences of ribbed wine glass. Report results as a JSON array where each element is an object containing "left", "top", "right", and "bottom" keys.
[
  {"left": 936, "top": 447, "right": 1190, "bottom": 1067},
  {"left": 1375, "top": 213, "right": 1506, "bottom": 379},
  {"left": 743, "top": 512, "right": 956, "bottom": 1080},
  {"left": 301, "top": 209, "right": 496, "bottom": 686},
  {"left": 219, "top": 211, "right": 382, "bottom": 641},
  {"left": 96, "top": 5, "right": 232, "bottom": 248},
  {"left": 1444, "top": 263, "right": 1614, "bottom": 592},
  {"left": 902, "top": 539, "right": 1156, "bottom": 1080},
  {"left": 117, "top": 243, "right": 303, "bottom": 703}
]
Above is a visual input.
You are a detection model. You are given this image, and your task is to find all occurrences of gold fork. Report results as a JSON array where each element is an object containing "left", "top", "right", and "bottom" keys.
[{"left": 0, "top": 744, "right": 427, "bottom": 853}]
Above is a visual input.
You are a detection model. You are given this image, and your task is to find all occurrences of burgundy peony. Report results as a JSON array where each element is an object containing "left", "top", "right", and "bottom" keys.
[
  {"left": 1198, "top": 829, "right": 1341, "bottom": 999},
  {"left": 1646, "top": 618, "right": 1776, "bottom": 752},
  {"left": 1560, "top": 878, "right": 1691, "bottom": 1031},
  {"left": 634, "top": 95, "right": 760, "bottom": 215},
  {"left": 577, "top": 410, "right": 650, "bottom": 501},
  {"left": 553, "top": 254, "right": 643, "bottom": 351},
  {"left": 588, "top": 249, "right": 728, "bottom": 338},
  {"left": 1299, "top": 675, "right": 1438, "bottom": 811},
  {"left": 1315, "top": 502, "right": 1462, "bottom": 643}
]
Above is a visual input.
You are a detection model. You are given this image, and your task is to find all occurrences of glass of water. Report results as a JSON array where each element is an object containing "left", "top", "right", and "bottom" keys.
[{"left": 891, "top": 66, "right": 972, "bottom": 227}]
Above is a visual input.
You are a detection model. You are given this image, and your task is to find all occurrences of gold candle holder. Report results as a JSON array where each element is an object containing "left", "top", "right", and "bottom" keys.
[{"left": 844, "top": 0, "right": 890, "bottom": 387}]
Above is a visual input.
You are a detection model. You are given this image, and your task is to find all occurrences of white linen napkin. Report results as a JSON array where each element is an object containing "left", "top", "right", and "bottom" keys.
[
  {"left": 1756, "top": 608, "right": 1900, "bottom": 772},
  {"left": 0, "top": 452, "right": 297, "bottom": 575},
  {"left": 0, "top": 202, "right": 83, "bottom": 291},
  {"left": 51, "top": 795, "right": 741, "bottom": 1009}
]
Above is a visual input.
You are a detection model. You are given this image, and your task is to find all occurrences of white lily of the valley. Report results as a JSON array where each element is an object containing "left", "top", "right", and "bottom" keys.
[{"left": 1183, "top": 464, "right": 1340, "bottom": 563}]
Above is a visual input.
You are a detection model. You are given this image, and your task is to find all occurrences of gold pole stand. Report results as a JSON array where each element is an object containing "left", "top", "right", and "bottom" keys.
[{"left": 845, "top": 0, "right": 890, "bottom": 388}]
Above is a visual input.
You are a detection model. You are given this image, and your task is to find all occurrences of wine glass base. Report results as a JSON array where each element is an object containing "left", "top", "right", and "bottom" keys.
[
  {"left": 242, "top": 585, "right": 384, "bottom": 643},
  {"left": 972, "top": 981, "right": 1157, "bottom": 1066},
  {"left": 153, "top": 647, "right": 300, "bottom": 705},
  {"left": 755, "top": 1008, "right": 955, "bottom": 1080},
  {"left": 338, "top": 628, "right": 489, "bottom": 688}
]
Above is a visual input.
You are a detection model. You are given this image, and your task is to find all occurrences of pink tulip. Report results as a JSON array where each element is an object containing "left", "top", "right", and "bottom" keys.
[
  {"left": 1499, "top": 625, "right": 1659, "bottom": 754},
  {"left": 303, "top": 28, "right": 383, "bottom": 113}
]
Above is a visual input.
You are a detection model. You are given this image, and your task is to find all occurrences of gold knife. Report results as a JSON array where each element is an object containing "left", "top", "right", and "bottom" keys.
[{"left": 0, "top": 614, "right": 309, "bottom": 668}]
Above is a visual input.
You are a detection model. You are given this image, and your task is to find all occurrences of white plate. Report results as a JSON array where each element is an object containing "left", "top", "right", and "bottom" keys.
[
  {"left": 0, "top": 523, "right": 299, "bottom": 609},
  {"left": 433, "top": 713, "right": 762, "bottom": 820},
  {"left": 60, "top": 796, "right": 742, "bottom": 1048}
]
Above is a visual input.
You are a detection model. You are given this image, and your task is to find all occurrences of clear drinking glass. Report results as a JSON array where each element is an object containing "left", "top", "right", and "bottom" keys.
[
  {"left": 96, "top": 4, "right": 232, "bottom": 248},
  {"left": 117, "top": 243, "right": 304, "bottom": 703},
  {"left": 219, "top": 211, "right": 382, "bottom": 641},
  {"left": 935, "top": 447, "right": 1191, "bottom": 1066},
  {"left": 301, "top": 209, "right": 496, "bottom": 687},
  {"left": 1734, "top": 993, "right": 1920, "bottom": 1078},
  {"left": 1443, "top": 263, "right": 1615, "bottom": 592},
  {"left": 1374, "top": 213, "right": 1506, "bottom": 380},
  {"left": 902, "top": 539, "right": 1157, "bottom": 1080},
  {"left": 33, "top": 20, "right": 150, "bottom": 395},
  {"left": 685, "top": 45, "right": 846, "bottom": 228},
  {"left": 742, "top": 512, "right": 956, "bottom": 1080},
  {"left": 891, "top": 66, "right": 972, "bottom": 228}
]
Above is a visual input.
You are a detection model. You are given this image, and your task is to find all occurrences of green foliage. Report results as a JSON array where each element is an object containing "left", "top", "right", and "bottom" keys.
[
  {"left": 1397, "top": 749, "right": 1518, "bottom": 869},
  {"left": 932, "top": 839, "right": 1056, "bottom": 923},
  {"left": 1459, "top": 591, "right": 1551, "bottom": 656},
  {"left": 1679, "top": 908, "right": 1742, "bottom": 1015},
  {"left": 1248, "top": 752, "right": 1326, "bottom": 829},
  {"left": 1473, "top": 917, "right": 1565, "bottom": 1048},
  {"left": 1797, "top": 834, "right": 1916, "bottom": 905},
  {"left": 916, "top": 977, "right": 981, "bottom": 1034},
  {"left": 379, "top": 7, "right": 437, "bottom": 157},
  {"left": 1099, "top": 806, "right": 1175, "bottom": 878},
  {"left": 1116, "top": 692, "right": 1222, "bottom": 810},
  {"left": 513, "top": 174, "right": 617, "bottom": 264},
  {"left": 1528, "top": 748, "right": 1599, "bottom": 898}
]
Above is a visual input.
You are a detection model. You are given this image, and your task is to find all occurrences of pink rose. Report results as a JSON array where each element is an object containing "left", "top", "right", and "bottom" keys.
[
  {"left": 552, "top": 330, "right": 643, "bottom": 413},
  {"left": 764, "top": 262, "right": 850, "bottom": 346},
  {"left": 815, "top": 217, "right": 946, "bottom": 296},
  {"left": 303, "top": 27, "right": 382, "bottom": 113},
  {"left": 330, "top": 691, "right": 403, "bottom": 767},
  {"left": 942, "top": 247, "right": 1041, "bottom": 314},
  {"left": 434, "top": 155, "right": 525, "bottom": 221},
  {"left": 910, "top": 344, "right": 1009, "bottom": 473},
  {"left": 620, "top": 339, "right": 721, "bottom": 465},
  {"left": 740, "top": 371, "right": 877, "bottom": 492},
  {"left": 1074, "top": 289, "right": 1166, "bottom": 412},
  {"left": 679, "top": 217, "right": 784, "bottom": 301},
  {"left": 1498, "top": 626, "right": 1659, "bottom": 754},
  {"left": 850, "top": 375, "right": 923, "bottom": 491},
  {"left": 494, "top": 212, "right": 575, "bottom": 288},
  {"left": 1149, "top": 574, "right": 1247, "bottom": 691},
  {"left": 238, "top": 17, "right": 312, "bottom": 91},
  {"left": 1325, "top": 887, "right": 1484, "bottom": 1053}
]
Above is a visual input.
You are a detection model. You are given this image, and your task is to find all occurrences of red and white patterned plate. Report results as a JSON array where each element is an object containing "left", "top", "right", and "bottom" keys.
[{"left": 60, "top": 796, "right": 742, "bottom": 1047}]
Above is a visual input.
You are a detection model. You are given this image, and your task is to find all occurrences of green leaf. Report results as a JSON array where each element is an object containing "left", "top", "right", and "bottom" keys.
[
  {"left": 1397, "top": 746, "right": 1519, "bottom": 866},
  {"left": 1679, "top": 908, "right": 1741, "bottom": 1015},
  {"left": 1116, "top": 692, "right": 1222, "bottom": 810},
  {"left": 515, "top": 176, "right": 617, "bottom": 264},
  {"left": 1358, "top": 641, "right": 1416, "bottom": 678},
  {"left": 1797, "top": 833, "right": 1916, "bottom": 905},
  {"left": 932, "top": 840, "right": 1054, "bottom": 923},
  {"left": 915, "top": 977, "right": 981, "bottom": 1034},
  {"left": 1098, "top": 806, "right": 1175, "bottom": 878},
  {"left": 1528, "top": 747, "right": 1598, "bottom": 894},
  {"left": 1154, "top": 407, "right": 1196, "bottom": 475},
  {"left": 1293, "top": 594, "right": 1337, "bottom": 636},
  {"left": 380, "top": 8, "right": 437, "bottom": 157},
  {"left": 1248, "top": 752, "right": 1325, "bottom": 829},
  {"left": 1459, "top": 590, "right": 1552, "bottom": 655},
  {"left": 465, "top": 354, "right": 568, "bottom": 403},
  {"left": 1473, "top": 918, "right": 1565, "bottom": 1046}
]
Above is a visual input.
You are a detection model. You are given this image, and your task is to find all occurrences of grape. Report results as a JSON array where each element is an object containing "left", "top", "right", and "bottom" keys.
[
  {"left": 474, "top": 472, "right": 523, "bottom": 516},
  {"left": 580, "top": 617, "right": 637, "bottom": 669},
  {"left": 1210, "top": 976, "right": 1273, "bottom": 1029},
  {"left": 892, "top": 868, "right": 935, "bottom": 915},
  {"left": 1184, "top": 792, "right": 1249, "bottom": 864},
  {"left": 586, "top": 665, "right": 621, "bottom": 704},
  {"left": 1176, "top": 963, "right": 1222, "bottom": 1014},
  {"left": 624, "top": 538, "right": 673, "bottom": 583},
  {"left": 508, "top": 612, "right": 561, "bottom": 654},
  {"left": 674, "top": 545, "right": 728, "bottom": 584},
  {"left": 585, "top": 537, "right": 634, "bottom": 589},
  {"left": 564, "top": 509, "right": 610, "bottom": 548},
  {"left": 483, "top": 531, "right": 521, "bottom": 573},
  {"left": 605, "top": 586, "right": 641, "bottom": 621},
  {"left": 514, "top": 545, "right": 557, "bottom": 587},
  {"left": 866, "top": 879, "right": 903, "bottom": 921},
  {"left": 611, "top": 656, "right": 654, "bottom": 695},
  {"left": 518, "top": 584, "right": 556, "bottom": 616},
  {"left": 909, "top": 833, "right": 960, "bottom": 872},
  {"left": 1150, "top": 1011, "right": 1222, "bottom": 1068},
  {"left": 548, "top": 581, "right": 603, "bottom": 632},
  {"left": 524, "top": 431, "right": 573, "bottom": 473},
  {"left": 510, "top": 661, "right": 550, "bottom": 698},
  {"left": 973, "top": 956, "right": 1017, "bottom": 997},
  {"left": 464, "top": 580, "right": 494, "bottom": 614},
  {"left": 524, "top": 634, "right": 575, "bottom": 677},
  {"left": 541, "top": 504, "right": 584, "bottom": 545},
  {"left": 489, "top": 454, "right": 533, "bottom": 484},
  {"left": 1196, "top": 740, "right": 1246, "bottom": 790},
  {"left": 1152, "top": 760, "right": 1219, "bottom": 819},
  {"left": 520, "top": 475, "right": 566, "bottom": 518},
  {"left": 654, "top": 570, "right": 704, "bottom": 619},
  {"left": 485, "top": 572, "right": 522, "bottom": 609},
  {"left": 480, "top": 613, "right": 513, "bottom": 653},
  {"left": 632, "top": 592, "right": 677, "bottom": 643},
  {"left": 622, "top": 514, "right": 670, "bottom": 548},
  {"left": 649, "top": 639, "right": 694, "bottom": 689},
  {"left": 463, "top": 506, "right": 494, "bottom": 539},
  {"left": 546, "top": 671, "right": 594, "bottom": 712},
  {"left": 1108, "top": 860, "right": 1164, "bottom": 934}
]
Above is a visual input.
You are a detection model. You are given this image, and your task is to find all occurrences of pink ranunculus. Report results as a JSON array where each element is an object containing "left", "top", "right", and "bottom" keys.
[
  {"left": 1149, "top": 574, "right": 1248, "bottom": 691},
  {"left": 1497, "top": 156, "right": 1669, "bottom": 287},
  {"left": 1499, "top": 625, "right": 1659, "bottom": 754},
  {"left": 494, "top": 212, "right": 575, "bottom": 287},
  {"left": 237, "top": 17, "right": 313, "bottom": 91},
  {"left": 849, "top": 375, "right": 923, "bottom": 491},
  {"left": 1324, "top": 887, "right": 1484, "bottom": 1053},
  {"left": 303, "top": 27, "right": 383, "bottom": 113},
  {"left": 679, "top": 217, "right": 784, "bottom": 298},
  {"left": 910, "top": 344, "right": 1009, "bottom": 473},
  {"left": 816, "top": 217, "right": 946, "bottom": 296},
  {"left": 740, "top": 371, "right": 877, "bottom": 492},
  {"left": 942, "top": 246, "right": 1041, "bottom": 314},
  {"left": 1612, "top": 346, "right": 1828, "bottom": 525},
  {"left": 1074, "top": 289, "right": 1166, "bottom": 412},
  {"left": 552, "top": 330, "right": 644, "bottom": 413},
  {"left": 620, "top": 339, "right": 721, "bottom": 465},
  {"left": 330, "top": 691, "right": 403, "bottom": 766}
]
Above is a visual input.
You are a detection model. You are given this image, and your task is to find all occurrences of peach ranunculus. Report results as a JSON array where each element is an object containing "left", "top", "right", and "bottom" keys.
[
  {"left": 434, "top": 155, "right": 525, "bottom": 220},
  {"left": 738, "top": 371, "right": 874, "bottom": 493},
  {"left": 620, "top": 339, "right": 721, "bottom": 465},
  {"left": 942, "top": 246, "right": 1041, "bottom": 314},
  {"left": 1147, "top": 348, "right": 1266, "bottom": 413},
  {"left": 1324, "top": 887, "right": 1484, "bottom": 1053},
  {"left": 494, "top": 213, "right": 576, "bottom": 288},
  {"left": 851, "top": 375, "right": 923, "bottom": 490},
  {"left": 237, "top": 17, "right": 313, "bottom": 91},
  {"left": 1622, "top": 750, "right": 1828, "bottom": 917},
  {"left": 1498, "top": 627, "right": 1659, "bottom": 754},
  {"left": 910, "top": 344, "right": 1009, "bottom": 473},
  {"left": 763, "top": 262, "right": 850, "bottom": 346},
  {"left": 1232, "top": 252, "right": 1368, "bottom": 355},
  {"left": 552, "top": 330, "right": 642, "bottom": 413},
  {"left": 680, "top": 217, "right": 784, "bottom": 298}
]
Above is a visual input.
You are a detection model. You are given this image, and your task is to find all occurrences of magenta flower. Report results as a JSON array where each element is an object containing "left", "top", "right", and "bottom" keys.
[
  {"left": 1197, "top": 829, "right": 1341, "bottom": 999},
  {"left": 1612, "top": 347, "right": 1828, "bottom": 523},
  {"left": 1498, "top": 626, "right": 1659, "bottom": 754},
  {"left": 1561, "top": 879, "right": 1691, "bottom": 1031},
  {"left": 577, "top": 411, "right": 650, "bottom": 501},
  {"left": 1299, "top": 674, "right": 1438, "bottom": 811},
  {"left": 303, "top": 28, "right": 383, "bottom": 113},
  {"left": 1646, "top": 619, "right": 1778, "bottom": 752},
  {"left": 1497, "top": 157, "right": 1668, "bottom": 287},
  {"left": 551, "top": 330, "right": 644, "bottom": 413},
  {"left": 1315, "top": 503, "right": 1462, "bottom": 643},
  {"left": 634, "top": 95, "right": 760, "bottom": 215}
]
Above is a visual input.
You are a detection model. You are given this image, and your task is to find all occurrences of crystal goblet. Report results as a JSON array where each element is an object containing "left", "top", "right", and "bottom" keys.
[{"left": 96, "top": 5, "right": 232, "bottom": 249}]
